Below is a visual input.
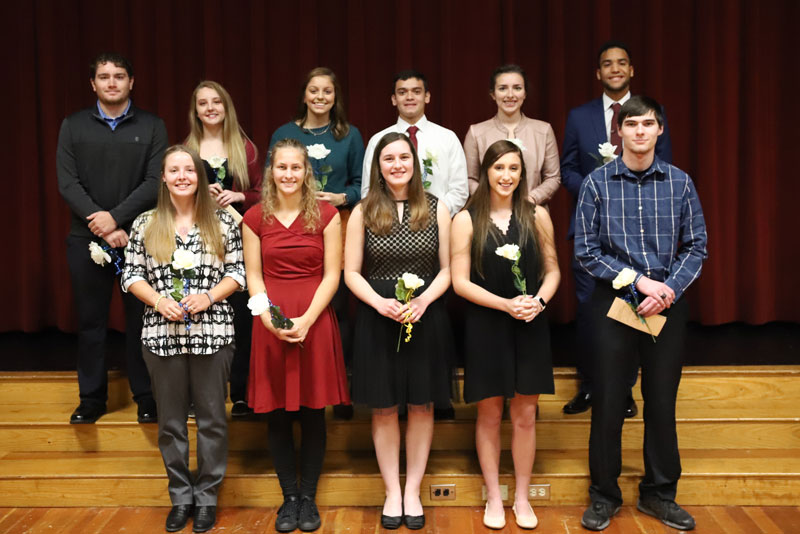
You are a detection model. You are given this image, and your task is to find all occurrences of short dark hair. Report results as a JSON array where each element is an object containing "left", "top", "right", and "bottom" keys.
[
  {"left": 597, "top": 40, "right": 632, "bottom": 67},
  {"left": 392, "top": 70, "right": 428, "bottom": 93},
  {"left": 618, "top": 95, "right": 664, "bottom": 127},
  {"left": 489, "top": 64, "right": 528, "bottom": 93},
  {"left": 89, "top": 52, "right": 134, "bottom": 79}
]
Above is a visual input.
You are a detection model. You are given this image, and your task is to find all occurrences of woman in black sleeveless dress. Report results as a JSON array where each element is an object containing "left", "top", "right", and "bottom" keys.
[
  {"left": 451, "top": 139, "right": 560, "bottom": 530},
  {"left": 345, "top": 132, "right": 454, "bottom": 530}
]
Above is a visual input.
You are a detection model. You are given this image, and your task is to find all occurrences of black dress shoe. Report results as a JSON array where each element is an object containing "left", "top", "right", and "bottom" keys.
[
  {"left": 138, "top": 398, "right": 158, "bottom": 424},
  {"left": 403, "top": 513, "right": 425, "bottom": 530},
  {"left": 230, "top": 400, "right": 254, "bottom": 418},
  {"left": 380, "top": 513, "right": 403, "bottom": 530},
  {"left": 192, "top": 506, "right": 216, "bottom": 533},
  {"left": 624, "top": 395, "right": 638, "bottom": 418},
  {"left": 275, "top": 495, "right": 300, "bottom": 532},
  {"left": 298, "top": 496, "right": 321, "bottom": 531},
  {"left": 563, "top": 391, "right": 592, "bottom": 414},
  {"left": 70, "top": 403, "right": 106, "bottom": 424},
  {"left": 637, "top": 496, "right": 696, "bottom": 530},
  {"left": 165, "top": 504, "right": 193, "bottom": 532}
]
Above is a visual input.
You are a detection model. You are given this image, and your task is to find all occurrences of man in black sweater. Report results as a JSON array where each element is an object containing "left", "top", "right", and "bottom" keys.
[{"left": 57, "top": 52, "right": 167, "bottom": 424}]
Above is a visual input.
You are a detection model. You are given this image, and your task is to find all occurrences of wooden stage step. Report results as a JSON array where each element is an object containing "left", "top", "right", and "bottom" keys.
[
  {"left": 1, "top": 366, "right": 798, "bottom": 507},
  {"left": 1, "top": 400, "right": 798, "bottom": 453},
  {"left": 1, "top": 449, "right": 798, "bottom": 507},
  {"left": 3, "top": 366, "right": 799, "bottom": 406}
]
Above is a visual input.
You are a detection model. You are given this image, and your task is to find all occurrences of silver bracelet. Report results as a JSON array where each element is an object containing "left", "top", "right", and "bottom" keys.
[{"left": 205, "top": 291, "right": 215, "bottom": 306}]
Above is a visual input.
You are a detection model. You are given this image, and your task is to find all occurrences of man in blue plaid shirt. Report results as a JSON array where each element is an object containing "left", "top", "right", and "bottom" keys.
[{"left": 575, "top": 96, "right": 707, "bottom": 532}]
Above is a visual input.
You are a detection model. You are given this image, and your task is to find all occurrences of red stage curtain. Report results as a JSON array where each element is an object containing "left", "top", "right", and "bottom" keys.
[{"left": 4, "top": 0, "right": 798, "bottom": 332}]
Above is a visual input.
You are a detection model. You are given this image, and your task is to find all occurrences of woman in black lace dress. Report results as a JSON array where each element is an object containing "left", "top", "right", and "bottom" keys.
[
  {"left": 345, "top": 132, "right": 453, "bottom": 530},
  {"left": 451, "top": 139, "right": 560, "bottom": 530}
]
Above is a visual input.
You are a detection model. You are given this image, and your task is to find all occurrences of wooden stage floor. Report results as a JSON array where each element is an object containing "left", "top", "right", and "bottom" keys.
[{"left": 2, "top": 505, "right": 800, "bottom": 533}]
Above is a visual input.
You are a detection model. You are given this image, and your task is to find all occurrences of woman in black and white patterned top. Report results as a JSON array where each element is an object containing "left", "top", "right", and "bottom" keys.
[{"left": 121, "top": 145, "right": 245, "bottom": 533}]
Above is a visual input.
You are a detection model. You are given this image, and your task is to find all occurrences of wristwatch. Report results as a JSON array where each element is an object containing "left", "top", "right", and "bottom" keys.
[{"left": 535, "top": 296, "right": 547, "bottom": 309}]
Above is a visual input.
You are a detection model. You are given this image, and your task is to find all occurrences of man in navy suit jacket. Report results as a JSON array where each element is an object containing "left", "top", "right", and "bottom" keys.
[{"left": 560, "top": 41, "right": 673, "bottom": 417}]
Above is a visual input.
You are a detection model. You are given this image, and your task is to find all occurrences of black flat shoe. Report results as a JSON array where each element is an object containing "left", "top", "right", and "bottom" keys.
[
  {"left": 563, "top": 391, "right": 592, "bottom": 414},
  {"left": 298, "top": 496, "right": 321, "bottom": 531},
  {"left": 192, "top": 505, "right": 216, "bottom": 533},
  {"left": 70, "top": 402, "right": 106, "bottom": 424},
  {"left": 275, "top": 495, "right": 300, "bottom": 532},
  {"left": 403, "top": 513, "right": 425, "bottom": 530},
  {"left": 165, "top": 504, "right": 193, "bottom": 532},
  {"left": 380, "top": 514, "right": 403, "bottom": 530},
  {"left": 624, "top": 395, "right": 638, "bottom": 418}
]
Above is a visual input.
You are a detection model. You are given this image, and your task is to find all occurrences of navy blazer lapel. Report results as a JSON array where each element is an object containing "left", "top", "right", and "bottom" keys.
[{"left": 590, "top": 98, "right": 606, "bottom": 146}]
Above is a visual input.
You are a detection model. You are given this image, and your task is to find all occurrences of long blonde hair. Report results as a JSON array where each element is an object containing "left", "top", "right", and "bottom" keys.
[
  {"left": 362, "top": 132, "right": 430, "bottom": 235},
  {"left": 143, "top": 145, "right": 225, "bottom": 263},
  {"left": 185, "top": 80, "right": 256, "bottom": 191},
  {"left": 261, "top": 139, "right": 320, "bottom": 232}
]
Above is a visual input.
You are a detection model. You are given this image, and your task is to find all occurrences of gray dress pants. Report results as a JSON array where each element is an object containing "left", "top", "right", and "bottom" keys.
[{"left": 143, "top": 344, "right": 234, "bottom": 506}]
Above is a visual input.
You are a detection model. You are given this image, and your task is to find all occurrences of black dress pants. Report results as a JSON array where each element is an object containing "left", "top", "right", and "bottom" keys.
[
  {"left": 587, "top": 282, "right": 688, "bottom": 507},
  {"left": 572, "top": 257, "right": 639, "bottom": 394},
  {"left": 66, "top": 235, "right": 152, "bottom": 406},
  {"left": 227, "top": 290, "right": 251, "bottom": 403}
]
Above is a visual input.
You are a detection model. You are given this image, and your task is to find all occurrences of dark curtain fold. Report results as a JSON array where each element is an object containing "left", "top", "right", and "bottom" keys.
[{"left": 3, "top": 0, "right": 798, "bottom": 332}]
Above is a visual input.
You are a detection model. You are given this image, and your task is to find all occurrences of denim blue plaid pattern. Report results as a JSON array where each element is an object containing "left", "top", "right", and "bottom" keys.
[{"left": 575, "top": 157, "right": 707, "bottom": 301}]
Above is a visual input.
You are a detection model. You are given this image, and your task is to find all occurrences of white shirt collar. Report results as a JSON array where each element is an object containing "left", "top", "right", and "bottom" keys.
[
  {"left": 602, "top": 91, "right": 631, "bottom": 111},
  {"left": 396, "top": 115, "right": 429, "bottom": 131}
]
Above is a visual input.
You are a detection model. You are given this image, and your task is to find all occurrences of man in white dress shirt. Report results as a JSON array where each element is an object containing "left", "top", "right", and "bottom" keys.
[{"left": 362, "top": 70, "right": 468, "bottom": 217}]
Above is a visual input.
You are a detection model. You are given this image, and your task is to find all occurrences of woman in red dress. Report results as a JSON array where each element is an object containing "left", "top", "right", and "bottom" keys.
[{"left": 242, "top": 138, "right": 349, "bottom": 532}]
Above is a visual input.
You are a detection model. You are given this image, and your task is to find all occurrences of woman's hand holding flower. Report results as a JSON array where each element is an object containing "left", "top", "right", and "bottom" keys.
[
  {"left": 180, "top": 293, "right": 212, "bottom": 315},
  {"left": 158, "top": 298, "right": 184, "bottom": 322},
  {"left": 505, "top": 294, "right": 538, "bottom": 322},
  {"left": 374, "top": 297, "right": 408, "bottom": 322},
  {"left": 407, "top": 295, "right": 431, "bottom": 323},
  {"left": 280, "top": 315, "right": 312, "bottom": 344}
]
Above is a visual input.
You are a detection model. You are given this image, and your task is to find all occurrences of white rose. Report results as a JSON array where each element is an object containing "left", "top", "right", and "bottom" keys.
[
  {"left": 207, "top": 155, "right": 226, "bottom": 169},
  {"left": 88, "top": 242, "right": 111, "bottom": 266},
  {"left": 247, "top": 292, "right": 270, "bottom": 316},
  {"left": 171, "top": 249, "right": 198, "bottom": 271},
  {"left": 612, "top": 268, "right": 638, "bottom": 289},
  {"left": 598, "top": 142, "right": 618, "bottom": 161},
  {"left": 401, "top": 272, "right": 425, "bottom": 291},
  {"left": 306, "top": 143, "right": 331, "bottom": 160},
  {"left": 495, "top": 244, "right": 521, "bottom": 261},
  {"left": 424, "top": 150, "right": 438, "bottom": 165},
  {"left": 508, "top": 138, "right": 527, "bottom": 151}
]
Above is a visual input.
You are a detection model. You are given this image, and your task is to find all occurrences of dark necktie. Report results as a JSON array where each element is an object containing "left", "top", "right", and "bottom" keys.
[
  {"left": 407, "top": 125, "right": 419, "bottom": 150},
  {"left": 610, "top": 102, "right": 622, "bottom": 155}
]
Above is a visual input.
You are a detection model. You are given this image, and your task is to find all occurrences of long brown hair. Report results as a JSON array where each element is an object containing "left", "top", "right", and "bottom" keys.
[
  {"left": 466, "top": 140, "right": 542, "bottom": 279},
  {"left": 362, "top": 132, "right": 430, "bottom": 235},
  {"left": 294, "top": 67, "right": 350, "bottom": 141},
  {"left": 143, "top": 145, "right": 225, "bottom": 263},
  {"left": 185, "top": 80, "right": 256, "bottom": 191},
  {"left": 261, "top": 138, "right": 321, "bottom": 232}
]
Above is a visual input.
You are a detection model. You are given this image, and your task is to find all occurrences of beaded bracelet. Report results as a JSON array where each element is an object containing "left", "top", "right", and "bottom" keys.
[{"left": 154, "top": 295, "right": 165, "bottom": 312}]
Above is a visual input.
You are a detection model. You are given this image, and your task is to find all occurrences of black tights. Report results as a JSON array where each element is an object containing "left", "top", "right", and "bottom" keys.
[{"left": 267, "top": 407, "right": 327, "bottom": 499}]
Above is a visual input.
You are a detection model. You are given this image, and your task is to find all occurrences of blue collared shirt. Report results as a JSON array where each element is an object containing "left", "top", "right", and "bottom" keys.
[
  {"left": 96, "top": 100, "right": 131, "bottom": 131},
  {"left": 574, "top": 156, "right": 707, "bottom": 301}
]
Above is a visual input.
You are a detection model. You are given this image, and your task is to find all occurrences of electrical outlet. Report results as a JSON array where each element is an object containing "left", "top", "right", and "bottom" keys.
[
  {"left": 529, "top": 484, "right": 550, "bottom": 500},
  {"left": 482, "top": 485, "right": 509, "bottom": 501},
  {"left": 430, "top": 484, "right": 456, "bottom": 501}
]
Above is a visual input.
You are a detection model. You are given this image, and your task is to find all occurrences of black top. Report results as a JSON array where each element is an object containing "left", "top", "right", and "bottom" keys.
[{"left": 56, "top": 104, "right": 168, "bottom": 238}]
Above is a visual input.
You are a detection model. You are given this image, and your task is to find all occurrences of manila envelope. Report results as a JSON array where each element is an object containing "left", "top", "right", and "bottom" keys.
[{"left": 606, "top": 297, "right": 666, "bottom": 336}]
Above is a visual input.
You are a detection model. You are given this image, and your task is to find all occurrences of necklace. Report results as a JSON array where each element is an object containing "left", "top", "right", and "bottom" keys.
[{"left": 303, "top": 122, "right": 331, "bottom": 136}]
